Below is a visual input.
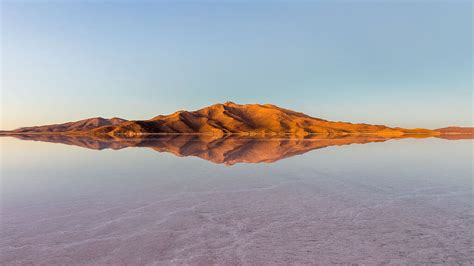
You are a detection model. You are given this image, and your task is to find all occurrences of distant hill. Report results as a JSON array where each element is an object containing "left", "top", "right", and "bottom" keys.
[
  {"left": 435, "top": 127, "right": 474, "bottom": 140},
  {"left": 8, "top": 117, "right": 127, "bottom": 134},
  {"left": 436, "top": 127, "right": 474, "bottom": 134},
  {"left": 0, "top": 102, "right": 450, "bottom": 137}
]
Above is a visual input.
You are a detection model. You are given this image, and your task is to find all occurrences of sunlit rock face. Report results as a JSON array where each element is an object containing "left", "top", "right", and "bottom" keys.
[{"left": 2, "top": 102, "right": 442, "bottom": 137}]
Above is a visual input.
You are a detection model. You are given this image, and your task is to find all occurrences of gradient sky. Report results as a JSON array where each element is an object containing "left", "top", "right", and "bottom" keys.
[{"left": 1, "top": 1, "right": 472, "bottom": 130}]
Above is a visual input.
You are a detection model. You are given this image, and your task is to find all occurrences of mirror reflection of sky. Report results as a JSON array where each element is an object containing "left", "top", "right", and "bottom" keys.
[
  {"left": 2, "top": 137, "right": 472, "bottom": 206},
  {"left": 1, "top": 137, "right": 472, "bottom": 263}
]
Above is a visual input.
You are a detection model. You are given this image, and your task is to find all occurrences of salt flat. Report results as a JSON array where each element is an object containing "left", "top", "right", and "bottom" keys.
[{"left": 1, "top": 137, "right": 472, "bottom": 264}]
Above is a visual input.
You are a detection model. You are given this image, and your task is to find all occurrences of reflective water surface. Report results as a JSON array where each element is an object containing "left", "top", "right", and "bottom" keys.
[{"left": 1, "top": 136, "right": 473, "bottom": 264}]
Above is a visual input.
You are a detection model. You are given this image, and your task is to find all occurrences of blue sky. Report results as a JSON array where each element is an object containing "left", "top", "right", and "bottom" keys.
[{"left": 1, "top": 1, "right": 472, "bottom": 129}]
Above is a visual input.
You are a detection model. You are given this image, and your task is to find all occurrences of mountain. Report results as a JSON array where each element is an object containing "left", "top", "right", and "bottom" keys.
[{"left": 1, "top": 102, "right": 440, "bottom": 137}]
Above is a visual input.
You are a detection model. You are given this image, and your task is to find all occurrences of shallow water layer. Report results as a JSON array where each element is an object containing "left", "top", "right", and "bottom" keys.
[{"left": 1, "top": 137, "right": 473, "bottom": 264}]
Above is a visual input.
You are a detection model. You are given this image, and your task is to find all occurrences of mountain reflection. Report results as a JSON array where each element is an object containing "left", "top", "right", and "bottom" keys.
[{"left": 7, "top": 134, "right": 436, "bottom": 165}]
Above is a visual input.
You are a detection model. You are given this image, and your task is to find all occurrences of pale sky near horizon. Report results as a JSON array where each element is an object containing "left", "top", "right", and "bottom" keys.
[{"left": 1, "top": 1, "right": 472, "bottom": 130}]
